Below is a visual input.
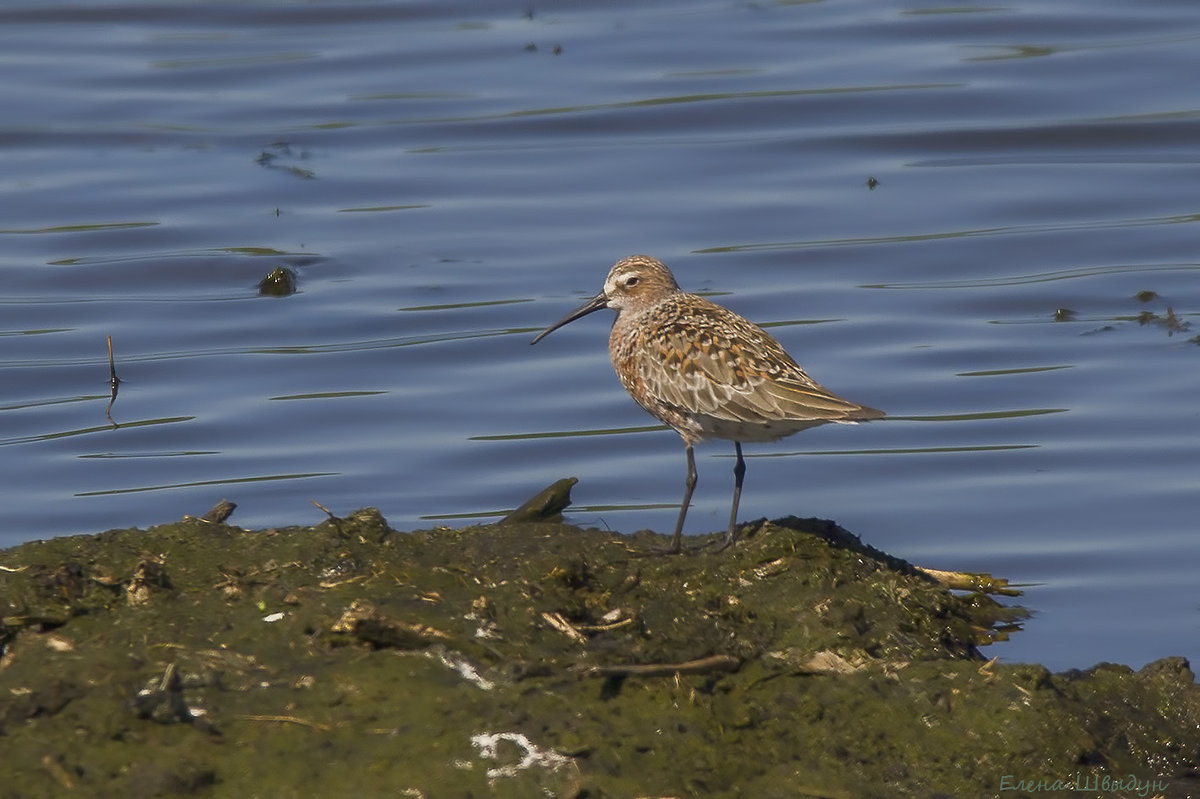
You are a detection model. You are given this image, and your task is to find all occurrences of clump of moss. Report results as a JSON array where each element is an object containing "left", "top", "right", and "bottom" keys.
[{"left": 1, "top": 505, "right": 1195, "bottom": 797}]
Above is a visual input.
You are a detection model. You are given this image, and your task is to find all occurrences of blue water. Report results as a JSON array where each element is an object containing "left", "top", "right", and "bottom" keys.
[{"left": 1, "top": 0, "right": 1198, "bottom": 673}]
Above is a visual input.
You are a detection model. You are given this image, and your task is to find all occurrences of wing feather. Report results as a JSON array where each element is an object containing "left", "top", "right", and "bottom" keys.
[{"left": 631, "top": 295, "right": 881, "bottom": 425}]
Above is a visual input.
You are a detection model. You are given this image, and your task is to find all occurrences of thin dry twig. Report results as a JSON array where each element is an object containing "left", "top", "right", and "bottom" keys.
[
  {"left": 236, "top": 714, "right": 331, "bottom": 731},
  {"left": 41, "top": 755, "right": 76, "bottom": 790},
  {"left": 311, "top": 499, "right": 338, "bottom": 519},
  {"left": 574, "top": 617, "right": 634, "bottom": 633},
  {"left": 588, "top": 654, "right": 741, "bottom": 678},
  {"left": 542, "top": 611, "right": 588, "bottom": 644}
]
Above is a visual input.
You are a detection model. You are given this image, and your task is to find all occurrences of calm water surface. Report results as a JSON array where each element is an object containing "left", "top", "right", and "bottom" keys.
[{"left": 1, "top": 0, "right": 1198, "bottom": 672}]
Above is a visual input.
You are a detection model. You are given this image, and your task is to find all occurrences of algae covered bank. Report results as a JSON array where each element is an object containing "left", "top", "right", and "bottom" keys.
[{"left": 1, "top": 497, "right": 1197, "bottom": 797}]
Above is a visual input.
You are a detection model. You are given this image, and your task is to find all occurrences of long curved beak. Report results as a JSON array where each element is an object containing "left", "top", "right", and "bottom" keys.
[{"left": 530, "top": 291, "right": 609, "bottom": 344}]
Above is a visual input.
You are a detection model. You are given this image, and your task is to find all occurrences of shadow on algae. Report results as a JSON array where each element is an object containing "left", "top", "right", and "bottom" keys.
[{"left": 1, "top": 479, "right": 1197, "bottom": 798}]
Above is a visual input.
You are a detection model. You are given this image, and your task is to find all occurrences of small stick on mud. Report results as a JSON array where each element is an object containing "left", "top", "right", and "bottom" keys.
[
  {"left": 588, "top": 654, "right": 741, "bottom": 678},
  {"left": 311, "top": 499, "right": 338, "bottom": 520},
  {"left": 542, "top": 611, "right": 588, "bottom": 644},
  {"left": 311, "top": 500, "right": 346, "bottom": 536},
  {"left": 235, "top": 714, "right": 331, "bottom": 732}
]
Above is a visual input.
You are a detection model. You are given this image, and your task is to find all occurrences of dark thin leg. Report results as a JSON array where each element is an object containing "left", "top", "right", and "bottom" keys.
[
  {"left": 724, "top": 442, "right": 746, "bottom": 548},
  {"left": 669, "top": 443, "right": 698, "bottom": 554}
]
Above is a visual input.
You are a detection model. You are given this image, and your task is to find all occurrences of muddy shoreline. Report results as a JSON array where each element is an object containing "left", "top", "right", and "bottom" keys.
[{"left": 2, "top": 491, "right": 1196, "bottom": 797}]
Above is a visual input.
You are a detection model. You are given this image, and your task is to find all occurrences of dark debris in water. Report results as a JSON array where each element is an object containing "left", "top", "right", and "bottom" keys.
[
  {"left": 1069, "top": 290, "right": 1195, "bottom": 341},
  {"left": 1053, "top": 306, "right": 1076, "bottom": 322},
  {"left": 257, "top": 266, "right": 297, "bottom": 297},
  {"left": 1, "top": 499, "right": 1197, "bottom": 796},
  {"left": 1135, "top": 305, "right": 1190, "bottom": 336},
  {"left": 254, "top": 141, "right": 315, "bottom": 180}
]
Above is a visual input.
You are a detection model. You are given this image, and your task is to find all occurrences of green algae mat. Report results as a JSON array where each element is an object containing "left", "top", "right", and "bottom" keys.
[{"left": 1, "top": 499, "right": 1196, "bottom": 798}]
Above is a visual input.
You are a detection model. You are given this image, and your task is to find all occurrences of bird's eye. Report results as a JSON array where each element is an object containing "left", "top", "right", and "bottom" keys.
[{"left": 625, "top": 276, "right": 639, "bottom": 287}]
